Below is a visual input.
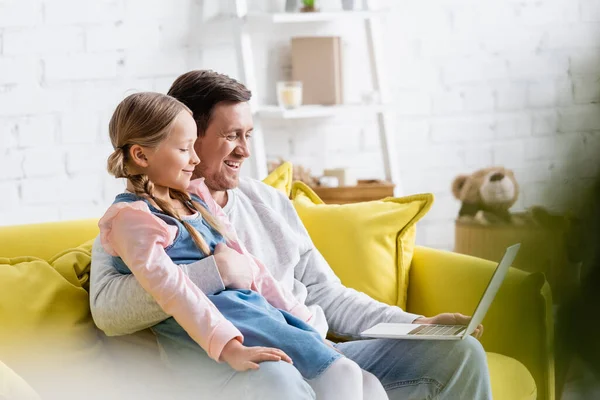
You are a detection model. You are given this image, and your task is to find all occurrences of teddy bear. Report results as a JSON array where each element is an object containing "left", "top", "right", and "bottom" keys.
[{"left": 451, "top": 166, "right": 519, "bottom": 225}]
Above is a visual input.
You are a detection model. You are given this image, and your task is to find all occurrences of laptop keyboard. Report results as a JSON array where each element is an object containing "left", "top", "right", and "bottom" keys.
[{"left": 408, "top": 324, "right": 467, "bottom": 336}]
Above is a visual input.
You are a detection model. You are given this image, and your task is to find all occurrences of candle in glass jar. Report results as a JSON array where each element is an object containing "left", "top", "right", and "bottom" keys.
[{"left": 277, "top": 81, "right": 303, "bottom": 109}]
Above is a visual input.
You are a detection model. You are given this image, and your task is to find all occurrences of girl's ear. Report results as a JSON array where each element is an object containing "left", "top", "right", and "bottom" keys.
[{"left": 129, "top": 144, "right": 149, "bottom": 169}]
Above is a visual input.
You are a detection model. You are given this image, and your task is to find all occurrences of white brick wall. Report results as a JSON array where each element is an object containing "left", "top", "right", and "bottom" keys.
[
  {"left": 1, "top": 0, "right": 600, "bottom": 253},
  {"left": 0, "top": 0, "right": 206, "bottom": 228},
  {"left": 0, "top": 57, "right": 38, "bottom": 84},
  {"left": 3, "top": 27, "right": 85, "bottom": 55},
  {"left": 22, "top": 148, "right": 65, "bottom": 178},
  {"left": 381, "top": 0, "right": 600, "bottom": 250},
  {"left": 44, "top": 54, "right": 121, "bottom": 81},
  {"left": 0, "top": 1, "right": 43, "bottom": 28}
]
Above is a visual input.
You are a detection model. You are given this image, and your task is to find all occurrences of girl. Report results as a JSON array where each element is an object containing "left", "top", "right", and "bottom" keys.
[{"left": 99, "top": 92, "right": 387, "bottom": 400}]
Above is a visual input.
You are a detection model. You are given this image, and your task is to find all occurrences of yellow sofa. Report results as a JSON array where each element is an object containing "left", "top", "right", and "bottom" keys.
[{"left": 0, "top": 218, "right": 553, "bottom": 399}]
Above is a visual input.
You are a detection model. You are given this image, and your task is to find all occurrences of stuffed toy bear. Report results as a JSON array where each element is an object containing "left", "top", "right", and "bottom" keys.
[{"left": 451, "top": 166, "right": 519, "bottom": 225}]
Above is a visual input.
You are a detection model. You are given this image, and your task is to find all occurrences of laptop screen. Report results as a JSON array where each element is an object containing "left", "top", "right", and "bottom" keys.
[{"left": 464, "top": 244, "right": 521, "bottom": 336}]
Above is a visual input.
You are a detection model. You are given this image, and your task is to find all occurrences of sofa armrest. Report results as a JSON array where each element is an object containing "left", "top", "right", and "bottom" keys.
[{"left": 407, "top": 246, "right": 555, "bottom": 400}]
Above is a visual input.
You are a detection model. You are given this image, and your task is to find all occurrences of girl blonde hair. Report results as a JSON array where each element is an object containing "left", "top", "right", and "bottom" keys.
[{"left": 106, "top": 92, "right": 228, "bottom": 255}]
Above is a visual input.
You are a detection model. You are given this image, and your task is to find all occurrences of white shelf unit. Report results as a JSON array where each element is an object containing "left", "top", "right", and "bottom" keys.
[
  {"left": 232, "top": 1, "right": 402, "bottom": 196},
  {"left": 257, "top": 104, "right": 390, "bottom": 119},
  {"left": 245, "top": 10, "right": 384, "bottom": 24}
]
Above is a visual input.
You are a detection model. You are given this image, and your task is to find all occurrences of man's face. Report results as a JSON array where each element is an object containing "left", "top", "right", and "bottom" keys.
[{"left": 193, "top": 101, "right": 253, "bottom": 191}]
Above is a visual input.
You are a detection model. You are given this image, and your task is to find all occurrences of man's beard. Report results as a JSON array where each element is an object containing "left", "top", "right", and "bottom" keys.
[{"left": 199, "top": 164, "right": 239, "bottom": 192}]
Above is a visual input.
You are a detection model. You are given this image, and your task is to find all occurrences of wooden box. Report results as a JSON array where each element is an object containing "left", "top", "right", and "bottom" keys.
[
  {"left": 310, "top": 180, "right": 395, "bottom": 204},
  {"left": 454, "top": 218, "right": 576, "bottom": 303}
]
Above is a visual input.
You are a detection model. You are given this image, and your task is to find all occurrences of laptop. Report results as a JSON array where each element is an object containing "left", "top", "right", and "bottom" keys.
[{"left": 360, "top": 243, "right": 521, "bottom": 341}]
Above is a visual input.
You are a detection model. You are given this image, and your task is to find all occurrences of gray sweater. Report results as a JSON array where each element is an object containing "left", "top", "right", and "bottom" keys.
[{"left": 89, "top": 178, "right": 420, "bottom": 340}]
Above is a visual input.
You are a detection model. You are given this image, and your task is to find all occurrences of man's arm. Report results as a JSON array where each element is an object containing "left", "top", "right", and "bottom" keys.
[
  {"left": 269, "top": 190, "right": 422, "bottom": 339},
  {"left": 296, "top": 246, "right": 423, "bottom": 339},
  {"left": 90, "top": 236, "right": 226, "bottom": 336}
]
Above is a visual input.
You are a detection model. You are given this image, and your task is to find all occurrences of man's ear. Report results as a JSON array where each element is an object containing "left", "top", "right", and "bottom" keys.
[
  {"left": 193, "top": 135, "right": 204, "bottom": 155},
  {"left": 129, "top": 144, "right": 149, "bottom": 169}
]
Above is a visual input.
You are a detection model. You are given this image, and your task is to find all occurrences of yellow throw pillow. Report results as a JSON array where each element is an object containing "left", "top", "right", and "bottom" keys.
[
  {"left": 262, "top": 161, "right": 293, "bottom": 196},
  {"left": 0, "top": 240, "right": 102, "bottom": 364},
  {"left": 0, "top": 239, "right": 112, "bottom": 397},
  {"left": 49, "top": 239, "right": 95, "bottom": 291},
  {"left": 291, "top": 182, "right": 433, "bottom": 309}
]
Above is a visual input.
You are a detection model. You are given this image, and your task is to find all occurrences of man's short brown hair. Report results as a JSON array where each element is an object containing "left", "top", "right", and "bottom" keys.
[{"left": 167, "top": 70, "right": 252, "bottom": 136}]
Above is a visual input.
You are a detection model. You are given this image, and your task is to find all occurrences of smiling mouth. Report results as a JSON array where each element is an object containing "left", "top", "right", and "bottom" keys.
[
  {"left": 182, "top": 170, "right": 194, "bottom": 174},
  {"left": 224, "top": 160, "right": 241, "bottom": 170}
]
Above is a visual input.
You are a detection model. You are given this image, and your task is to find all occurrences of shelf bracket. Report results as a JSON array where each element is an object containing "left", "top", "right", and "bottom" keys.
[
  {"left": 364, "top": 8, "right": 403, "bottom": 196},
  {"left": 233, "top": 0, "right": 269, "bottom": 180}
]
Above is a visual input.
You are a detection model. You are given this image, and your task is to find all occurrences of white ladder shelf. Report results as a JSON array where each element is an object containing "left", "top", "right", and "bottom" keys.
[{"left": 231, "top": 0, "right": 402, "bottom": 196}]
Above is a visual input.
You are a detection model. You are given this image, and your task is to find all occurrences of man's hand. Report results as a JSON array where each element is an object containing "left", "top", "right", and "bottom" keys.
[
  {"left": 413, "top": 313, "right": 484, "bottom": 340},
  {"left": 213, "top": 243, "right": 253, "bottom": 290}
]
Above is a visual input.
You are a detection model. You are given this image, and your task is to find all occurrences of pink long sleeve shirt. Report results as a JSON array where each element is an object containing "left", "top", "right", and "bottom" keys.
[{"left": 98, "top": 178, "right": 312, "bottom": 362}]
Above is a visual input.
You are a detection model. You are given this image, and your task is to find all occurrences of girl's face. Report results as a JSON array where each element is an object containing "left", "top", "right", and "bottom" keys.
[{"left": 143, "top": 111, "right": 200, "bottom": 197}]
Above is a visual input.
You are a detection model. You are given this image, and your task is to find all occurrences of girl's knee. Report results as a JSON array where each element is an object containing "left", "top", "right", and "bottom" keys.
[
  {"left": 361, "top": 369, "right": 388, "bottom": 400},
  {"left": 330, "top": 357, "right": 363, "bottom": 383},
  {"left": 308, "top": 357, "right": 363, "bottom": 400}
]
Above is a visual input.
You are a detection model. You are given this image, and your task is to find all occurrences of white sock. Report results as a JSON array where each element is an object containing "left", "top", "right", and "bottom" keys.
[
  {"left": 308, "top": 357, "right": 363, "bottom": 400},
  {"left": 307, "top": 357, "right": 388, "bottom": 400}
]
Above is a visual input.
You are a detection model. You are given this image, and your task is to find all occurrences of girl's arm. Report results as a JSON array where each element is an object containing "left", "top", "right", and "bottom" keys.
[
  {"left": 99, "top": 201, "right": 242, "bottom": 361},
  {"left": 189, "top": 179, "right": 312, "bottom": 322},
  {"left": 90, "top": 238, "right": 226, "bottom": 336}
]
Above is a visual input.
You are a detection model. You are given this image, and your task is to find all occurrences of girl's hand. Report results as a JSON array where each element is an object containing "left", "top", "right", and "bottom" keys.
[{"left": 220, "top": 339, "right": 293, "bottom": 371}]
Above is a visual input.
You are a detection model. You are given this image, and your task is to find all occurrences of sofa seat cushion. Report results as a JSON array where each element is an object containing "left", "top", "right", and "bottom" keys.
[
  {"left": 487, "top": 352, "right": 537, "bottom": 400},
  {"left": 291, "top": 181, "right": 433, "bottom": 309}
]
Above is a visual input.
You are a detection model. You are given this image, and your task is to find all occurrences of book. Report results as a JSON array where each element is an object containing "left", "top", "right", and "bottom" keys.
[{"left": 291, "top": 36, "right": 343, "bottom": 105}]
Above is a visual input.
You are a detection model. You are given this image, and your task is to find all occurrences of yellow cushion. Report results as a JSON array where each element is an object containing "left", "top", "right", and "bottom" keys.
[
  {"left": 49, "top": 239, "right": 95, "bottom": 291},
  {"left": 487, "top": 352, "right": 537, "bottom": 400},
  {"left": 291, "top": 181, "right": 433, "bottom": 309},
  {"left": 262, "top": 161, "right": 293, "bottom": 196},
  {"left": 0, "top": 240, "right": 102, "bottom": 364},
  {"left": 0, "top": 218, "right": 99, "bottom": 260}
]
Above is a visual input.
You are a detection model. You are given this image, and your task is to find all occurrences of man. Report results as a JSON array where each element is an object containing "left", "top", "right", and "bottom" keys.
[{"left": 90, "top": 70, "right": 491, "bottom": 399}]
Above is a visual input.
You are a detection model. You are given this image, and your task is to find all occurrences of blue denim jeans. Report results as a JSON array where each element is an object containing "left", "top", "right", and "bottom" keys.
[
  {"left": 171, "top": 335, "right": 491, "bottom": 399},
  {"left": 335, "top": 336, "right": 492, "bottom": 399}
]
